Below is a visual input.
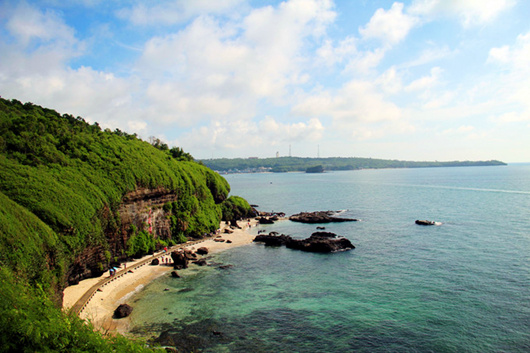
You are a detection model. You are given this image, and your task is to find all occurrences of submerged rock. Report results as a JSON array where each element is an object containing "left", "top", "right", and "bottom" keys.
[{"left": 193, "top": 259, "right": 207, "bottom": 266}]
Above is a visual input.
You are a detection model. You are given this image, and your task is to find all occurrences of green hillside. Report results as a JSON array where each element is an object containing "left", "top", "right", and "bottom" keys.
[{"left": 0, "top": 98, "right": 251, "bottom": 352}]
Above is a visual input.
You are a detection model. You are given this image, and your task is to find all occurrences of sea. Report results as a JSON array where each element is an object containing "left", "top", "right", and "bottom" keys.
[{"left": 128, "top": 165, "right": 530, "bottom": 352}]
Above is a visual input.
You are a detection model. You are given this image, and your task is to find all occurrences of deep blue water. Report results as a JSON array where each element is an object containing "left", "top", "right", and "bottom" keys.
[{"left": 129, "top": 165, "right": 530, "bottom": 352}]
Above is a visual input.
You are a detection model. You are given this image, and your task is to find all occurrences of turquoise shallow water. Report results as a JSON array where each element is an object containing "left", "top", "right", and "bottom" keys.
[{"left": 129, "top": 165, "right": 530, "bottom": 352}]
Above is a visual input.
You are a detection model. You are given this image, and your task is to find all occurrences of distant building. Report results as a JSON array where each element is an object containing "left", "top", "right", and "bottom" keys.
[{"left": 276, "top": 152, "right": 279, "bottom": 158}]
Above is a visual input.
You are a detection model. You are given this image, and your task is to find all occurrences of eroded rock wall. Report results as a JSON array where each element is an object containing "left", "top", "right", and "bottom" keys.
[{"left": 66, "top": 187, "right": 178, "bottom": 285}]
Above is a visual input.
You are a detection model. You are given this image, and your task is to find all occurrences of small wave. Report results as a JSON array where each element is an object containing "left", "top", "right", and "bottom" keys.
[{"left": 121, "top": 284, "right": 144, "bottom": 301}]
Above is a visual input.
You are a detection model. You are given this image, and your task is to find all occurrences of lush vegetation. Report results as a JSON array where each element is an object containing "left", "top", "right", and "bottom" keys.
[
  {"left": 0, "top": 97, "right": 244, "bottom": 351},
  {"left": 0, "top": 268, "right": 152, "bottom": 353},
  {"left": 306, "top": 165, "right": 324, "bottom": 173},
  {"left": 221, "top": 196, "right": 254, "bottom": 222},
  {"left": 202, "top": 156, "right": 506, "bottom": 173}
]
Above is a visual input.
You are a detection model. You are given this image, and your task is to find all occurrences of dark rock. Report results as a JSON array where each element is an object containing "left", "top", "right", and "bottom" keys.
[
  {"left": 229, "top": 219, "right": 241, "bottom": 229},
  {"left": 289, "top": 211, "right": 359, "bottom": 224},
  {"left": 218, "top": 264, "right": 233, "bottom": 270},
  {"left": 151, "top": 258, "right": 160, "bottom": 265},
  {"left": 170, "top": 271, "right": 180, "bottom": 278},
  {"left": 258, "top": 217, "right": 275, "bottom": 224},
  {"left": 254, "top": 233, "right": 292, "bottom": 246},
  {"left": 287, "top": 232, "right": 355, "bottom": 253},
  {"left": 171, "top": 251, "right": 189, "bottom": 269},
  {"left": 223, "top": 228, "right": 234, "bottom": 234},
  {"left": 254, "top": 232, "right": 355, "bottom": 253},
  {"left": 193, "top": 259, "right": 207, "bottom": 266},
  {"left": 114, "top": 304, "right": 133, "bottom": 318},
  {"left": 164, "top": 288, "right": 170, "bottom": 291},
  {"left": 214, "top": 238, "right": 226, "bottom": 242},
  {"left": 415, "top": 220, "right": 436, "bottom": 226},
  {"left": 226, "top": 240, "right": 232, "bottom": 244},
  {"left": 212, "top": 331, "right": 223, "bottom": 336},
  {"left": 196, "top": 247, "right": 209, "bottom": 255}
]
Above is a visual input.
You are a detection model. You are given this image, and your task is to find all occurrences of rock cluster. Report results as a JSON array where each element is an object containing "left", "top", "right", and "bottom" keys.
[
  {"left": 289, "top": 211, "right": 359, "bottom": 223},
  {"left": 170, "top": 249, "right": 197, "bottom": 269},
  {"left": 254, "top": 231, "right": 354, "bottom": 253}
]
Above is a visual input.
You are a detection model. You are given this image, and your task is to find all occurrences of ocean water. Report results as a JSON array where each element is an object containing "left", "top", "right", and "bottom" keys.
[{"left": 128, "top": 165, "right": 530, "bottom": 352}]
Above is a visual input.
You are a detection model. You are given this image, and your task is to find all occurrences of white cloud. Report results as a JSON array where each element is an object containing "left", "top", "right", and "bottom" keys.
[
  {"left": 315, "top": 36, "right": 357, "bottom": 67},
  {"left": 5, "top": 2, "right": 77, "bottom": 46},
  {"left": 343, "top": 48, "right": 387, "bottom": 75},
  {"left": 293, "top": 80, "right": 402, "bottom": 131},
  {"left": 117, "top": 0, "right": 247, "bottom": 26},
  {"left": 375, "top": 66, "right": 403, "bottom": 94},
  {"left": 488, "top": 32, "right": 530, "bottom": 71},
  {"left": 442, "top": 125, "right": 475, "bottom": 135},
  {"left": 401, "top": 45, "right": 455, "bottom": 68},
  {"left": 133, "top": 0, "right": 337, "bottom": 128},
  {"left": 486, "top": 32, "right": 530, "bottom": 123},
  {"left": 176, "top": 116, "right": 324, "bottom": 154},
  {"left": 410, "top": 0, "right": 515, "bottom": 27},
  {"left": 359, "top": 2, "right": 419, "bottom": 45},
  {"left": 405, "top": 66, "right": 442, "bottom": 91}
]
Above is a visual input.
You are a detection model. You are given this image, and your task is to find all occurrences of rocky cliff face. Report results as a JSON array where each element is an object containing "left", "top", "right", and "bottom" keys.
[{"left": 66, "top": 187, "right": 178, "bottom": 285}]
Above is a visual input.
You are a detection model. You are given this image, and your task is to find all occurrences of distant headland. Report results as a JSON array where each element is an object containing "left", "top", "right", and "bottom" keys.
[{"left": 200, "top": 156, "right": 506, "bottom": 174}]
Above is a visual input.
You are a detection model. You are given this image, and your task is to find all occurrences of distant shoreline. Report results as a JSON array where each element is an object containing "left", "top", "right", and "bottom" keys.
[{"left": 201, "top": 156, "right": 506, "bottom": 174}]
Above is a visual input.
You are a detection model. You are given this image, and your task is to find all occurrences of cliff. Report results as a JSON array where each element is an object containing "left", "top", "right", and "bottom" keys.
[{"left": 0, "top": 98, "right": 250, "bottom": 351}]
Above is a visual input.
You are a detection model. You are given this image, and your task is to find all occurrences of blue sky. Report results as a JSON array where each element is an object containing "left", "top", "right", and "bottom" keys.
[{"left": 1, "top": 0, "right": 529, "bottom": 162}]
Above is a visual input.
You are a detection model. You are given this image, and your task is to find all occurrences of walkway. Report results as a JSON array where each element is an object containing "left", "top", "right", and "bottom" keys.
[{"left": 70, "top": 238, "right": 208, "bottom": 315}]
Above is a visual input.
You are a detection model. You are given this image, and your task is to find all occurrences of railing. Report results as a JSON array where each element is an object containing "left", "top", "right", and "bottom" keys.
[{"left": 70, "top": 238, "right": 208, "bottom": 315}]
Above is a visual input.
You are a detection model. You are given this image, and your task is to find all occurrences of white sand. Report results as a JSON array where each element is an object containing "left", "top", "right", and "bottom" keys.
[{"left": 62, "top": 219, "right": 259, "bottom": 334}]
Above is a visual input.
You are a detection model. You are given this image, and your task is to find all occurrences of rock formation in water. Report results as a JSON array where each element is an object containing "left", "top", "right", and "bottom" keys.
[
  {"left": 254, "top": 231, "right": 355, "bottom": 253},
  {"left": 415, "top": 220, "right": 436, "bottom": 226},
  {"left": 289, "top": 211, "right": 359, "bottom": 223}
]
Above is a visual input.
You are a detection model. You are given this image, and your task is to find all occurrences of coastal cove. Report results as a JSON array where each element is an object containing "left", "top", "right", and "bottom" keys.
[
  {"left": 126, "top": 165, "right": 529, "bottom": 352},
  {"left": 63, "top": 219, "right": 260, "bottom": 334}
]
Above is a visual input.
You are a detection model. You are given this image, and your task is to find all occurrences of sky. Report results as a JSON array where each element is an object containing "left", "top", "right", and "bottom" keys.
[{"left": 1, "top": 0, "right": 529, "bottom": 162}]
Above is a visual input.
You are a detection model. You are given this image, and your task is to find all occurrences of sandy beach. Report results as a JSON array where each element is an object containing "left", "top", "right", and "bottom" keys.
[{"left": 62, "top": 219, "right": 259, "bottom": 334}]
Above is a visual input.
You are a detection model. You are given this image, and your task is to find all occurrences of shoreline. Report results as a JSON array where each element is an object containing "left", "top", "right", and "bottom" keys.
[{"left": 62, "top": 219, "right": 260, "bottom": 335}]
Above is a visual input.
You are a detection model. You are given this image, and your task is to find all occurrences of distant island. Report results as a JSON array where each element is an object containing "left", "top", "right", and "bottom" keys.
[{"left": 200, "top": 157, "right": 506, "bottom": 174}]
